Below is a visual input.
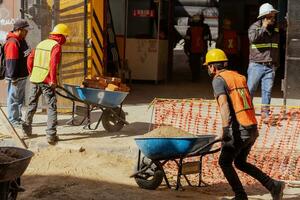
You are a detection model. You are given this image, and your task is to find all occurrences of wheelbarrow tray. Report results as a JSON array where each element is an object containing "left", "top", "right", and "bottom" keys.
[
  {"left": 0, "top": 147, "right": 34, "bottom": 182},
  {"left": 63, "top": 84, "right": 128, "bottom": 108},
  {"left": 135, "top": 135, "right": 216, "bottom": 160},
  {"left": 63, "top": 84, "right": 83, "bottom": 100}
]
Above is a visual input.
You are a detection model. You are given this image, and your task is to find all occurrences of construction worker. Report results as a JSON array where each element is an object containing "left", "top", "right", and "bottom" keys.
[
  {"left": 216, "top": 18, "right": 239, "bottom": 71},
  {"left": 204, "top": 48, "right": 285, "bottom": 200},
  {"left": 184, "top": 13, "right": 212, "bottom": 81},
  {"left": 22, "top": 24, "right": 69, "bottom": 145},
  {"left": 4, "top": 19, "right": 32, "bottom": 127},
  {"left": 247, "top": 3, "right": 279, "bottom": 123}
]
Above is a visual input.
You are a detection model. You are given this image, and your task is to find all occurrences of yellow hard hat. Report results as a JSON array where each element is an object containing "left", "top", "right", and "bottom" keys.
[
  {"left": 50, "top": 24, "right": 70, "bottom": 36},
  {"left": 204, "top": 48, "right": 228, "bottom": 65}
]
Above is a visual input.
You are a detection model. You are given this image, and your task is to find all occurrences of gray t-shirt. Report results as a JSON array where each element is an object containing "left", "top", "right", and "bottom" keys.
[{"left": 212, "top": 76, "right": 240, "bottom": 130}]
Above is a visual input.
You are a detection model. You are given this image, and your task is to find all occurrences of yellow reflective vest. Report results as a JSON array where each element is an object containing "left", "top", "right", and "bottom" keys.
[{"left": 30, "top": 39, "right": 58, "bottom": 83}]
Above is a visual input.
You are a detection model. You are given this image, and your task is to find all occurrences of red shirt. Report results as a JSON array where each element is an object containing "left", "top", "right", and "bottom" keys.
[{"left": 27, "top": 34, "right": 66, "bottom": 85}]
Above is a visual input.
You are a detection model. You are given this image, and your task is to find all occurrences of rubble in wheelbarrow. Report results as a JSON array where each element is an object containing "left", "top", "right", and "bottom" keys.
[
  {"left": 143, "top": 126, "right": 196, "bottom": 138},
  {"left": 0, "top": 148, "right": 21, "bottom": 163},
  {"left": 82, "top": 76, "right": 130, "bottom": 92}
]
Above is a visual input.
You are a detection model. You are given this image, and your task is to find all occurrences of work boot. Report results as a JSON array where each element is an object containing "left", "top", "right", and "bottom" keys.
[
  {"left": 21, "top": 123, "right": 32, "bottom": 137},
  {"left": 47, "top": 135, "right": 59, "bottom": 145},
  {"left": 270, "top": 180, "right": 285, "bottom": 200}
]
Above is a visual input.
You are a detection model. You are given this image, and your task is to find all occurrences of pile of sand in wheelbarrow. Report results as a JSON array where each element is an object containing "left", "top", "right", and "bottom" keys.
[
  {"left": 0, "top": 148, "right": 21, "bottom": 163},
  {"left": 143, "top": 126, "right": 195, "bottom": 138}
]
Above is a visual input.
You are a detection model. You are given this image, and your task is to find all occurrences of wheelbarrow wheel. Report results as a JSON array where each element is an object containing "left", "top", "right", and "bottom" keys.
[
  {"left": 134, "top": 160, "right": 164, "bottom": 190},
  {"left": 0, "top": 179, "right": 19, "bottom": 200},
  {"left": 102, "top": 108, "right": 125, "bottom": 132}
]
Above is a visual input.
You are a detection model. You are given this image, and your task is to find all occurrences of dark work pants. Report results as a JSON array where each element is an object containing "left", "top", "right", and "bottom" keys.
[
  {"left": 219, "top": 128, "right": 274, "bottom": 198},
  {"left": 25, "top": 83, "right": 57, "bottom": 137},
  {"left": 189, "top": 53, "right": 202, "bottom": 81}
]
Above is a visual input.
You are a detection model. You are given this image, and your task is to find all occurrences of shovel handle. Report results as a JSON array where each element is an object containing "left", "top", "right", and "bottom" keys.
[{"left": 0, "top": 107, "right": 27, "bottom": 149}]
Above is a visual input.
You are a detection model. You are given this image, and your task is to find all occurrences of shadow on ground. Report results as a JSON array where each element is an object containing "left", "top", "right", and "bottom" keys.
[
  {"left": 23, "top": 121, "right": 151, "bottom": 142},
  {"left": 19, "top": 175, "right": 299, "bottom": 200}
]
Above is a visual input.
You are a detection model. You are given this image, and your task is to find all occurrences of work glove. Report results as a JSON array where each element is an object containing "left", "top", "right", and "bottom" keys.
[{"left": 222, "top": 126, "right": 233, "bottom": 142}]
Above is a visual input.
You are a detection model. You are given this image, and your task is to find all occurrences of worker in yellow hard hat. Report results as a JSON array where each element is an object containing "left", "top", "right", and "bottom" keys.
[
  {"left": 204, "top": 48, "right": 285, "bottom": 200},
  {"left": 22, "top": 23, "right": 70, "bottom": 145}
]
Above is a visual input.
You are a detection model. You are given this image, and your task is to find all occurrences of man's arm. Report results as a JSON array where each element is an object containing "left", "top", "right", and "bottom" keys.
[
  {"left": 217, "top": 94, "right": 230, "bottom": 127},
  {"left": 49, "top": 44, "right": 61, "bottom": 87},
  {"left": 217, "top": 94, "right": 233, "bottom": 141},
  {"left": 248, "top": 21, "right": 268, "bottom": 43},
  {"left": 27, "top": 49, "right": 35, "bottom": 74},
  {"left": 4, "top": 41, "right": 19, "bottom": 80},
  {"left": 184, "top": 28, "right": 191, "bottom": 55},
  {"left": 212, "top": 77, "right": 231, "bottom": 141}
]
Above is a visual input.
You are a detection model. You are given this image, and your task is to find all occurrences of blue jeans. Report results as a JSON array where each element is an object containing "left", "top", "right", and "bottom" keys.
[
  {"left": 7, "top": 79, "right": 27, "bottom": 124},
  {"left": 247, "top": 62, "right": 275, "bottom": 115}
]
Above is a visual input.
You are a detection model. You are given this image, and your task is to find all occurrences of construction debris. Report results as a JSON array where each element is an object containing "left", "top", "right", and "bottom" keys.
[{"left": 82, "top": 76, "right": 130, "bottom": 92}]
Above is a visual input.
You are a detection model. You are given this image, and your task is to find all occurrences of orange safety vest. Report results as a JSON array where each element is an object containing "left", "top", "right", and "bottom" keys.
[
  {"left": 223, "top": 30, "right": 238, "bottom": 55},
  {"left": 191, "top": 27, "right": 205, "bottom": 54},
  {"left": 216, "top": 70, "right": 257, "bottom": 127}
]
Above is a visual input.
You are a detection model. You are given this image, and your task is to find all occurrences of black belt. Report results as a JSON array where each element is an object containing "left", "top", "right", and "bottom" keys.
[{"left": 257, "top": 62, "right": 274, "bottom": 66}]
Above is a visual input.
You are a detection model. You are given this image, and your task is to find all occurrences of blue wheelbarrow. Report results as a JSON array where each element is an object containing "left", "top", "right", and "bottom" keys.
[
  {"left": 56, "top": 84, "right": 129, "bottom": 132},
  {"left": 130, "top": 135, "right": 221, "bottom": 190},
  {"left": 0, "top": 147, "right": 34, "bottom": 200}
]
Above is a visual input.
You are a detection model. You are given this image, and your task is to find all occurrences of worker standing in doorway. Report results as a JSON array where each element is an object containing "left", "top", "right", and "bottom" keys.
[
  {"left": 216, "top": 18, "right": 239, "bottom": 72},
  {"left": 247, "top": 3, "right": 280, "bottom": 123},
  {"left": 22, "top": 24, "right": 69, "bottom": 145},
  {"left": 184, "top": 13, "right": 212, "bottom": 81},
  {"left": 204, "top": 48, "right": 285, "bottom": 200}
]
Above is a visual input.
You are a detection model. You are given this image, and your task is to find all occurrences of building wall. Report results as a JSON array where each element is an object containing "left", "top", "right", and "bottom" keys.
[{"left": 0, "top": 0, "right": 21, "bottom": 105}]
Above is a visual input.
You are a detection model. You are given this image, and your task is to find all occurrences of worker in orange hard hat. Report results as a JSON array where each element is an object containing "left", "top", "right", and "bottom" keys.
[
  {"left": 22, "top": 24, "right": 70, "bottom": 145},
  {"left": 216, "top": 18, "right": 240, "bottom": 71},
  {"left": 184, "top": 12, "right": 212, "bottom": 81},
  {"left": 204, "top": 48, "right": 285, "bottom": 200}
]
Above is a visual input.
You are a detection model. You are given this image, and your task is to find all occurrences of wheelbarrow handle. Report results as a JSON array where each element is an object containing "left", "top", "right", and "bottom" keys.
[
  {"left": 187, "top": 139, "right": 222, "bottom": 157},
  {"left": 56, "top": 85, "right": 84, "bottom": 103}
]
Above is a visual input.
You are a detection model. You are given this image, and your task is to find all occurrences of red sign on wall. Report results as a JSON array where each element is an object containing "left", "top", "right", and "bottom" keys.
[{"left": 133, "top": 9, "right": 155, "bottom": 17}]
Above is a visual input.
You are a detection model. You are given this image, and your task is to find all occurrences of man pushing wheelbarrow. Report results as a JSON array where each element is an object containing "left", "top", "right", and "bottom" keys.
[{"left": 203, "top": 48, "right": 285, "bottom": 200}]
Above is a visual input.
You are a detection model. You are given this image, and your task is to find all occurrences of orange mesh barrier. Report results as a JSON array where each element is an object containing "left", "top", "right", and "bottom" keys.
[{"left": 150, "top": 98, "right": 300, "bottom": 185}]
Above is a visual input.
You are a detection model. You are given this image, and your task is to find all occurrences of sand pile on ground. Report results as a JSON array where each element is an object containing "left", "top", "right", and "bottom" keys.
[{"left": 143, "top": 126, "right": 195, "bottom": 138}]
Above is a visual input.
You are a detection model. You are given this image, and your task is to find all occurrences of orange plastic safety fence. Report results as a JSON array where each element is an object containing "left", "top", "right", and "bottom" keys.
[{"left": 151, "top": 98, "right": 300, "bottom": 185}]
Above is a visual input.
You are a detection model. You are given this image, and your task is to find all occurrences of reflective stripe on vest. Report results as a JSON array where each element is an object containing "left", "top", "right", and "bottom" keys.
[
  {"left": 223, "top": 30, "right": 238, "bottom": 54},
  {"left": 216, "top": 70, "right": 257, "bottom": 127},
  {"left": 251, "top": 43, "right": 278, "bottom": 49},
  {"left": 30, "top": 39, "right": 58, "bottom": 83},
  {"left": 191, "top": 26, "right": 204, "bottom": 53},
  {"left": 255, "top": 28, "right": 279, "bottom": 32}
]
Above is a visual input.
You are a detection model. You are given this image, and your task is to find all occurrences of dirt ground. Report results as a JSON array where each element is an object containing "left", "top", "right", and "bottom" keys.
[{"left": 18, "top": 147, "right": 300, "bottom": 200}]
